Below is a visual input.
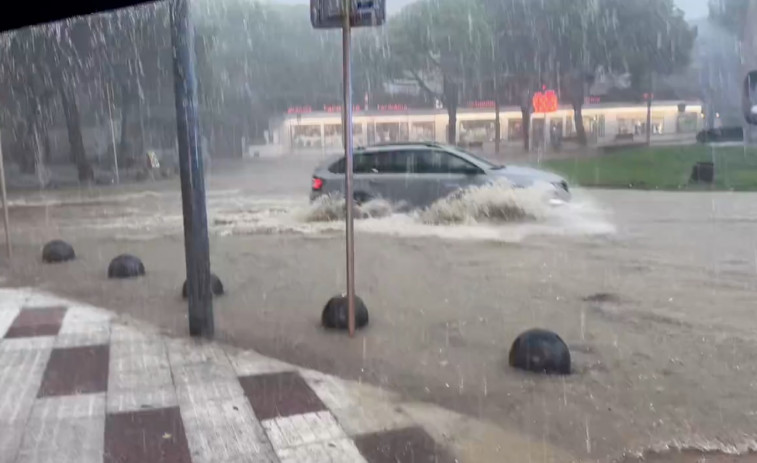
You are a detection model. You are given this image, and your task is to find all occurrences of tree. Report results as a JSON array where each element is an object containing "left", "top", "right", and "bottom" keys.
[
  {"left": 710, "top": 0, "right": 750, "bottom": 34},
  {"left": 192, "top": 0, "right": 343, "bottom": 144},
  {"left": 483, "top": 0, "right": 695, "bottom": 147},
  {"left": 386, "top": 0, "right": 493, "bottom": 144},
  {"left": 0, "top": 20, "right": 96, "bottom": 180}
]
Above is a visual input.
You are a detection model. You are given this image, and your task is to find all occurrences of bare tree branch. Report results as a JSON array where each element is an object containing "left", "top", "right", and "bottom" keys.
[{"left": 409, "top": 69, "right": 441, "bottom": 100}]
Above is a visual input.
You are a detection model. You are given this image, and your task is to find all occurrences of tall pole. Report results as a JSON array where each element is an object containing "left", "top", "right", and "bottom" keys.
[
  {"left": 170, "top": 0, "right": 214, "bottom": 338},
  {"left": 0, "top": 131, "right": 10, "bottom": 259},
  {"left": 342, "top": 0, "right": 356, "bottom": 337}
]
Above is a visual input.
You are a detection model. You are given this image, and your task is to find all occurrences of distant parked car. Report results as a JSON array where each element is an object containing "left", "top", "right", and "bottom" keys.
[
  {"left": 310, "top": 142, "right": 571, "bottom": 208},
  {"left": 696, "top": 126, "right": 744, "bottom": 144}
]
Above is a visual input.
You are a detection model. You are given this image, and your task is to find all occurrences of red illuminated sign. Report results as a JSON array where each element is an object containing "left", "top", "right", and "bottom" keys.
[
  {"left": 584, "top": 96, "right": 601, "bottom": 105},
  {"left": 376, "top": 104, "right": 407, "bottom": 111},
  {"left": 532, "top": 88, "right": 558, "bottom": 113},
  {"left": 323, "top": 104, "right": 362, "bottom": 112},
  {"left": 287, "top": 106, "right": 312, "bottom": 114},
  {"left": 468, "top": 100, "right": 496, "bottom": 109}
]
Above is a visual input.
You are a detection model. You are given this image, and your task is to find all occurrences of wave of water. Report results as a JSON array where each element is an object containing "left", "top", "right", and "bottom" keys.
[{"left": 212, "top": 184, "right": 615, "bottom": 243}]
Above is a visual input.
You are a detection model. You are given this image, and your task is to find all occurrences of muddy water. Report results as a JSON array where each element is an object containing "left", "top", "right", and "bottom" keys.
[{"left": 3, "top": 158, "right": 757, "bottom": 462}]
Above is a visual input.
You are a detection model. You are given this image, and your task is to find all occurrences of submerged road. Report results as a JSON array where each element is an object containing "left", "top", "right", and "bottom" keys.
[{"left": 3, "top": 155, "right": 757, "bottom": 461}]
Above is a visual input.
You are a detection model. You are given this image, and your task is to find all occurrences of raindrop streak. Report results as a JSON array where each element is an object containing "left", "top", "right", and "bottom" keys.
[{"left": 585, "top": 417, "right": 591, "bottom": 454}]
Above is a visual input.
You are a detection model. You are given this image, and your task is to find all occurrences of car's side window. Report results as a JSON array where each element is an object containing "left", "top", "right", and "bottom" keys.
[
  {"left": 413, "top": 150, "right": 479, "bottom": 174},
  {"left": 353, "top": 152, "right": 375, "bottom": 174},
  {"left": 329, "top": 158, "right": 344, "bottom": 174},
  {"left": 331, "top": 149, "right": 476, "bottom": 175},
  {"left": 329, "top": 152, "right": 375, "bottom": 174},
  {"left": 446, "top": 153, "right": 480, "bottom": 174},
  {"left": 412, "top": 149, "right": 443, "bottom": 174},
  {"left": 389, "top": 151, "right": 413, "bottom": 174},
  {"left": 372, "top": 152, "right": 396, "bottom": 173}
]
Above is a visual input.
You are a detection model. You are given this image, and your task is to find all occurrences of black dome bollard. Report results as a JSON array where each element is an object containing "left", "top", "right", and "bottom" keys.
[
  {"left": 508, "top": 328, "right": 571, "bottom": 375},
  {"left": 182, "top": 273, "right": 224, "bottom": 299},
  {"left": 42, "top": 240, "right": 76, "bottom": 263},
  {"left": 321, "top": 295, "right": 369, "bottom": 330},
  {"left": 107, "top": 254, "right": 146, "bottom": 279}
]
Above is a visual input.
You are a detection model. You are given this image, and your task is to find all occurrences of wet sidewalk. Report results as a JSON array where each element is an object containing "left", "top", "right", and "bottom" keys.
[{"left": 0, "top": 287, "right": 462, "bottom": 463}]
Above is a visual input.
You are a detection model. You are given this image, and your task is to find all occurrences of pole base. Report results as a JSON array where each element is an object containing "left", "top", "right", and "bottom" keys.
[
  {"left": 42, "top": 240, "right": 75, "bottom": 263},
  {"left": 182, "top": 273, "right": 224, "bottom": 299},
  {"left": 508, "top": 328, "right": 571, "bottom": 375},
  {"left": 321, "top": 295, "right": 369, "bottom": 330}
]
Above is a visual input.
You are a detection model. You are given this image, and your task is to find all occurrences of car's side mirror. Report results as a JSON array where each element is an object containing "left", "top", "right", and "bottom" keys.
[{"left": 743, "top": 71, "right": 757, "bottom": 125}]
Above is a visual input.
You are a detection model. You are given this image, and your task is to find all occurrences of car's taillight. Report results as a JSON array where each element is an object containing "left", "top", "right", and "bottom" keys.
[{"left": 312, "top": 177, "right": 324, "bottom": 191}]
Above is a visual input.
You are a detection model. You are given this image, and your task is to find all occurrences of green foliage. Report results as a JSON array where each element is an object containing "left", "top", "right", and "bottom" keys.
[
  {"left": 600, "top": 0, "right": 697, "bottom": 87},
  {"left": 709, "top": 0, "right": 750, "bottom": 34},
  {"left": 544, "top": 146, "right": 757, "bottom": 190},
  {"left": 195, "top": 0, "right": 342, "bottom": 111}
]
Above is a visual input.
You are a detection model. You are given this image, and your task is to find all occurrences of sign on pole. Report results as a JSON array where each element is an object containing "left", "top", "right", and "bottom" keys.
[
  {"left": 532, "top": 87, "right": 558, "bottom": 155},
  {"left": 311, "top": 0, "right": 386, "bottom": 28},
  {"left": 311, "top": 0, "right": 385, "bottom": 337}
]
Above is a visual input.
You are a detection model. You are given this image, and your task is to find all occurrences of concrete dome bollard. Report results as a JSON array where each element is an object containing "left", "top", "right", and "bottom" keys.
[
  {"left": 107, "top": 254, "right": 146, "bottom": 279},
  {"left": 182, "top": 273, "right": 225, "bottom": 299},
  {"left": 321, "top": 295, "right": 369, "bottom": 330},
  {"left": 508, "top": 328, "right": 571, "bottom": 375},
  {"left": 42, "top": 240, "right": 76, "bottom": 263}
]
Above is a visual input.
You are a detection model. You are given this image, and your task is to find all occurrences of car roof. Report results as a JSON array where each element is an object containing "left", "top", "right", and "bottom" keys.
[{"left": 356, "top": 142, "right": 449, "bottom": 152}]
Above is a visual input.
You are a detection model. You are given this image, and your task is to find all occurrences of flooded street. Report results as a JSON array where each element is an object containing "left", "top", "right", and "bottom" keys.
[{"left": 2, "top": 156, "right": 757, "bottom": 461}]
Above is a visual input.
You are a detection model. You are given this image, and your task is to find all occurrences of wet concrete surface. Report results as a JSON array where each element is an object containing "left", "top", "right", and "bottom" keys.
[{"left": 2, "top": 155, "right": 757, "bottom": 462}]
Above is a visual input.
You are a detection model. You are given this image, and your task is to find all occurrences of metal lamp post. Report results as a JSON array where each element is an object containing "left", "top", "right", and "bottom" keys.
[
  {"left": 170, "top": 0, "right": 214, "bottom": 338},
  {"left": 312, "top": 0, "right": 385, "bottom": 337}
]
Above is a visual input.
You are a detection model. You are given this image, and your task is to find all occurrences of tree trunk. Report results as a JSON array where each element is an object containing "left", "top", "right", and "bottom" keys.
[
  {"left": 573, "top": 102, "right": 588, "bottom": 146},
  {"left": 13, "top": 121, "right": 36, "bottom": 175},
  {"left": 646, "top": 94, "right": 653, "bottom": 146},
  {"left": 567, "top": 71, "right": 589, "bottom": 146},
  {"left": 520, "top": 106, "right": 531, "bottom": 152},
  {"left": 57, "top": 72, "right": 93, "bottom": 182},
  {"left": 494, "top": 94, "right": 501, "bottom": 155},
  {"left": 118, "top": 83, "right": 144, "bottom": 166},
  {"left": 444, "top": 76, "right": 459, "bottom": 144},
  {"left": 118, "top": 86, "right": 130, "bottom": 164},
  {"left": 519, "top": 87, "right": 533, "bottom": 152}
]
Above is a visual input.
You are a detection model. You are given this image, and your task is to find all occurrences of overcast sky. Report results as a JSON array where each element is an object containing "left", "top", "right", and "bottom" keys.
[{"left": 271, "top": 0, "right": 710, "bottom": 19}]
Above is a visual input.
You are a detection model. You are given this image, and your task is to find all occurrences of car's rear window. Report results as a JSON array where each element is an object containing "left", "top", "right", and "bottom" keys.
[{"left": 328, "top": 158, "right": 346, "bottom": 174}]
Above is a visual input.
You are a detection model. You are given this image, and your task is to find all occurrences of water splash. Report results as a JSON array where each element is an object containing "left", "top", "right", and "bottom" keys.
[
  {"left": 211, "top": 185, "right": 615, "bottom": 243},
  {"left": 418, "top": 182, "right": 550, "bottom": 225},
  {"left": 296, "top": 195, "right": 394, "bottom": 222}
]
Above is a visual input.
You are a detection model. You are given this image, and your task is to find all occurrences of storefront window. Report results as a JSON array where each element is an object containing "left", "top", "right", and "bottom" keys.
[
  {"left": 618, "top": 114, "right": 662, "bottom": 136},
  {"left": 676, "top": 113, "right": 698, "bottom": 133},
  {"left": 459, "top": 120, "right": 495, "bottom": 144},
  {"left": 353, "top": 123, "right": 366, "bottom": 146},
  {"left": 375, "top": 122, "right": 409, "bottom": 143},
  {"left": 508, "top": 119, "right": 523, "bottom": 140},
  {"left": 577, "top": 115, "right": 602, "bottom": 137},
  {"left": 410, "top": 122, "right": 435, "bottom": 141},
  {"left": 291, "top": 124, "right": 322, "bottom": 148},
  {"left": 324, "top": 124, "right": 342, "bottom": 147},
  {"left": 565, "top": 117, "right": 575, "bottom": 136}
]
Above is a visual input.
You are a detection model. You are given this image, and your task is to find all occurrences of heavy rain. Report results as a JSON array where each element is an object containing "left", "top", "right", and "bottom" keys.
[{"left": 1, "top": 0, "right": 757, "bottom": 462}]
